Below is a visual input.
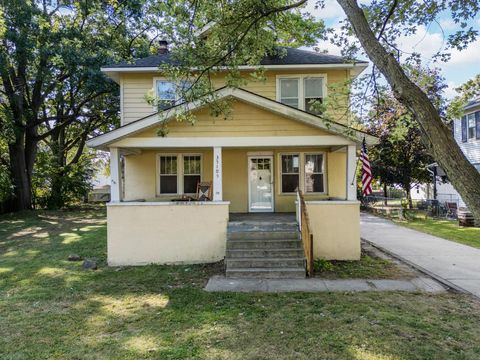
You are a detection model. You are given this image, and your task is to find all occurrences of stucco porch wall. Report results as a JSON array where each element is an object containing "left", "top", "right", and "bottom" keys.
[
  {"left": 306, "top": 201, "right": 360, "bottom": 260},
  {"left": 124, "top": 148, "right": 347, "bottom": 212},
  {"left": 106, "top": 202, "right": 229, "bottom": 266}
]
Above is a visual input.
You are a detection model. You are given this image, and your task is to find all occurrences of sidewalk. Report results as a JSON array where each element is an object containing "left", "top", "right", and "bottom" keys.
[
  {"left": 361, "top": 213, "right": 480, "bottom": 298},
  {"left": 205, "top": 275, "right": 445, "bottom": 293}
]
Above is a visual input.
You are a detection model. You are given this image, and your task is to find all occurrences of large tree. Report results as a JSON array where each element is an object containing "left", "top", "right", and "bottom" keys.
[
  {"left": 0, "top": 0, "right": 160, "bottom": 211},
  {"left": 335, "top": 0, "right": 480, "bottom": 219}
]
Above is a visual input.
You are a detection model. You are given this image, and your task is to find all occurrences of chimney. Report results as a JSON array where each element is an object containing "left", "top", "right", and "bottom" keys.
[{"left": 158, "top": 40, "right": 169, "bottom": 54}]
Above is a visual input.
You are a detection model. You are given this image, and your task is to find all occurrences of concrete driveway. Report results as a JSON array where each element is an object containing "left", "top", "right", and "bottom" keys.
[{"left": 361, "top": 213, "right": 480, "bottom": 298}]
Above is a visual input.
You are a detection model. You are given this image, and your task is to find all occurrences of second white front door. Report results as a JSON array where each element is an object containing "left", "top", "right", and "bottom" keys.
[{"left": 248, "top": 156, "right": 274, "bottom": 212}]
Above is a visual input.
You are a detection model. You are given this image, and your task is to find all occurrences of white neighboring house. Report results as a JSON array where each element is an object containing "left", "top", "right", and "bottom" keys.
[{"left": 430, "top": 98, "right": 480, "bottom": 207}]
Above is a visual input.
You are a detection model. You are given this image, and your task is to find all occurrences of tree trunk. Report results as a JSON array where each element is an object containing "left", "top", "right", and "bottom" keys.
[
  {"left": 338, "top": 0, "right": 480, "bottom": 222},
  {"left": 383, "top": 182, "right": 388, "bottom": 206},
  {"left": 8, "top": 137, "right": 32, "bottom": 211}
]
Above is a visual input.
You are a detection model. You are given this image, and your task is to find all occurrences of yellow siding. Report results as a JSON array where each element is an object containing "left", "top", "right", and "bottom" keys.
[
  {"left": 107, "top": 203, "right": 229, "bottom": 265},
  {"left": 123, "top": 147, "right": 347, "bottom": 212},
  {"left": 307, "top": 202, "right": 360, "bottom": 260},
  {"left": 136, "top": 100, "right": 328, "bottom": 138},
  {"left": 121, "top": 73, "right": 157, "bottom": 124},
  {"left": 121, "top": 69, "right": 351, "bottom": 125}
]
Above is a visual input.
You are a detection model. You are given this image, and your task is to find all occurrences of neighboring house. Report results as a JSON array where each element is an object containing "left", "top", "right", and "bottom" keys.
[
  {"left": 426, "top": 98, "right": 480, "bottom": 207},
  {"left": 87, "top": 41, "right": 377, "bottom": 270}
]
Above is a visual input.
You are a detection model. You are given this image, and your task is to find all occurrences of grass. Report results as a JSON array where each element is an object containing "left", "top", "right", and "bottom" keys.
[
  {"left": 386, "top": 211, "right": 480, "bottom": 249},
  {"left": 314, "top": 251, "right": 414, "bottom": 279},
  {"left": 1, "top": 208, "right": 480, "bottom": 359}
]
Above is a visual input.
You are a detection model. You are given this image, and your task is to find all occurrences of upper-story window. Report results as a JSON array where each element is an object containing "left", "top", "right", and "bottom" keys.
[
  {"left": 277, "top": 75, "right": 325, "bottom": 115},
  {"left": 155, "top": 80, "right": 191, "bottom": 110},
  {"left": 468, "top": 113, "right": 476, "bottom": 139},
  {"left": 461, "top": 111, "right": 480, "bottom": 142}
]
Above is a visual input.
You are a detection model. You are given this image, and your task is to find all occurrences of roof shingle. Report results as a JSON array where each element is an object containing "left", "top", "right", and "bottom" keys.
[{"left": 104, "top": 47, "right": 367, "bottom": 68}]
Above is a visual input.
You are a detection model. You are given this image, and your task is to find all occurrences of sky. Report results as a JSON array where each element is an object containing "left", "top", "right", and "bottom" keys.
[{"left": 304, "top": 0, "right": 480, "bottom": 99}]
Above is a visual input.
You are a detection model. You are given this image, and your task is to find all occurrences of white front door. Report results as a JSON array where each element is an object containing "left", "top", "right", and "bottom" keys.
[{"left": 248, "top": 156, "right": 274, "bottom": 212}]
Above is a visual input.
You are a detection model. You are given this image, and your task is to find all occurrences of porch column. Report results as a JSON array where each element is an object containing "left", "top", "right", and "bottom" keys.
[
  {"left": 346, "top": 145, "right": 357, "bottom": 201},
  {"left": 110, "top": 147, "right": 122, "bottom": 202},
  {"left": 213, "top": 146, "right": 223, "bottom": 201}
]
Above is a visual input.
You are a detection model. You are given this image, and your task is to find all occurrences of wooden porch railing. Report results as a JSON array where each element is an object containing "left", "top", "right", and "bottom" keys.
[{"left": 296, "top": 190, "right": 314, "bottom": 276}]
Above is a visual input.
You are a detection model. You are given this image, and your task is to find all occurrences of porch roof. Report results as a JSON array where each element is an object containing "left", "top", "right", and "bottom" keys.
[{"left": 86, "top": 87, "right": 378, "bottom": 150}]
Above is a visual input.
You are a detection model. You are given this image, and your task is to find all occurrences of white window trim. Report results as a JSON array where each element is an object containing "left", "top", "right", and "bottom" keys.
[
  {"left": 156, "top": 153, "right": 203, "bottom": 196},
  {"left": 276, "top": 74, "right": 328, "bottom": 112},
  {"left": 152, "top": 77, "right": 190, "bottom": 111},
  {"left": 278, "top": 152, "right": 301, "bottom": 195},
  {"left": 467, "top": 112, "right": 476, "bottom": 140},
  {"left": 303, "top": 152, "right": 327, "bottom": 195},
  {"left": 278, "top": 151, "right": 328, "bottom": 195}
]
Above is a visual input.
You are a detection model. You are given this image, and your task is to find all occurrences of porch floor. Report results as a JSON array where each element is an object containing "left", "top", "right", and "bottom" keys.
[{"left": 229, "top": 213, "right": 296, "bottom": 224}]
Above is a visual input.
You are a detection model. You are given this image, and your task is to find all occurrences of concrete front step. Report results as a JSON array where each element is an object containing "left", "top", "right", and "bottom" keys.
[
  {"left": 228, "top": 224, "right": 298, "bottom": 233},
  {"left": 227, "top": 239, "right": 302, "bottom": 250},
  {"left": 226, "top": 257, "right": 306, "bottom": 269},
  {"left": 226, "top": 248, "right": 305, "bottom": 258},
  {"left": 227, "top": 230, "right": 300, "bottom": 240},
  {"left": 226, "top": 267, "right": 306, "bottom": 279}
]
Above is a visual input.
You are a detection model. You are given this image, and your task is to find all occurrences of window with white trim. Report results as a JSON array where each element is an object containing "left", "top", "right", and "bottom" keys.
[
  {"left": 183, "top": 155, "right": 201, "bottom": 194},
  {"left": 304, "top": 153, "right": 325, "bottom": 193},
  {"left": 159, "top": 155, "right": 178, "bottom": 194},
  {"left": 468, "top": 113, "right": 476, "bottom": 139},
  {"left": 158, "top": 154, "right": 202, "bottom": 195},
  {"left": 278, "top": 75, "right": 325, "bottom": 114},
  {"left": 155, "top": 80, "right": 192, "bottom": 110},
  {"left": 280, "top": 154, "right": 300, "bottom": 193}
]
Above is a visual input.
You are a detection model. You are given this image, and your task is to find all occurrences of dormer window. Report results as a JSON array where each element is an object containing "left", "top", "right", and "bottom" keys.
[
  {"left": 154, "top": 79, "right": 192, "bottom": 110},
  {"left": 277, "top": 75, "right": 326, "bottom": 115}
]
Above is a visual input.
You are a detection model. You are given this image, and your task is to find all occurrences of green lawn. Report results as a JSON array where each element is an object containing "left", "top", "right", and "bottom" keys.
[
  {"left": 391, "top": 212, "right": 480, "bottom": 249},
  {"left": 1, "top": 208, "right": 480, "bottom": 359}
]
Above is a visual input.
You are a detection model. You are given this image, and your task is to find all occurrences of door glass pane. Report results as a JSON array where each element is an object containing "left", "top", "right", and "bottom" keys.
[{"left": 250, "top": 158, "right": 273, "bottom": 211}]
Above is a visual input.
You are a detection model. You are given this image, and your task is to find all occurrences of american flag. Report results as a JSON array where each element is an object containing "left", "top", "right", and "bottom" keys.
[{"left": 360, "top": 138, "right": 373, "bottom": 196}]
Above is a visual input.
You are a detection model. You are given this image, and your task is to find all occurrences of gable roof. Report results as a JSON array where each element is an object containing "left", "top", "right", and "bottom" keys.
[
  {"left": 105, "top": 47, "right": 366, "bottom": 69},
  {"left": 86, "top": 87, "right": 378, "bottom": 150},
  {"left": 102, "top": 47, "right": 368, "bottom": 82}
]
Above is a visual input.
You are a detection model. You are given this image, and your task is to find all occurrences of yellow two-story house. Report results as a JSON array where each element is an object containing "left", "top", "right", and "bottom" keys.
[{"left": 87, "top": 43, "right": 377, "bottom": 277}]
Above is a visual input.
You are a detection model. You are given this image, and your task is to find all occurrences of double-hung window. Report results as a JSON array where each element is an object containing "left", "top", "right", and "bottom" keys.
[
  {"left": 278, "top": 75, "right": 325, "bottom": 115},
  {"left": 158, "top": 154, "right": 202, "bottom": 195},
  {"left": 304, "top": 153, "right": 325, "bottom": 193},
  {"left": 280, "top": 154, "right": 300, "bottom": 193},
  {"left": 155, "top": 80, "right": 192, "bottom": 110},
  {"left": 468, "top": 113, "right": 476, "bottom": 139},
  {"left": 183, "top": 155, "right": 201, "bottom": 194},
  {"left": 159, "top": 155, "right": 178, "bottom": 194}
]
